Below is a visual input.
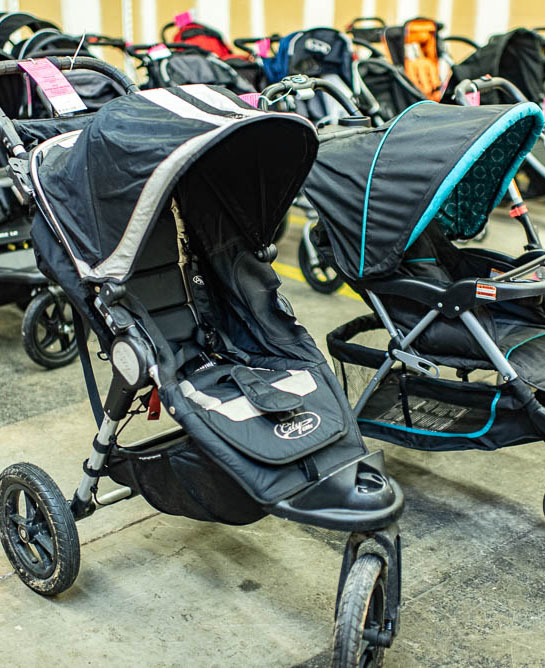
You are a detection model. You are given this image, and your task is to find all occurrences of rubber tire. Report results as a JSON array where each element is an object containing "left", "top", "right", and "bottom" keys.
[
  {"left": 332, "top": 554, "right": 386, "bottom": 668},
  {"left": 298, "top": 237, "right": 344, "bottom": 294},
  {"left": 0, "top": 462, "right": 80, "bottom": 596},
  {"left": 21, "top": 291, "right": 81, "bottom": 369}
]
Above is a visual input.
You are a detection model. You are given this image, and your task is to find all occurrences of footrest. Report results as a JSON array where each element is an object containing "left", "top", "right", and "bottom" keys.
[{"left": 231, "top": 365, "right": 304, "bottom": 414}]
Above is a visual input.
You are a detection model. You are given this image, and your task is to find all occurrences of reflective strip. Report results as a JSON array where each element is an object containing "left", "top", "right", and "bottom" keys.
[{"left": 180, "top": 369, "right": 317, "bottom": 422}]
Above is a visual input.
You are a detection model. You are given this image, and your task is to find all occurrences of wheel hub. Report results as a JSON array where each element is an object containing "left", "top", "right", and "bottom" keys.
[{"left": 17, "top": 523, "right": 30, "bottom": 543}]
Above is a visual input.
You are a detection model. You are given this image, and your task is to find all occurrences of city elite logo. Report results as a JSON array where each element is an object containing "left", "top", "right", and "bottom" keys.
[{"left": 274, "top": 412, "right": 321, "bottom": 439}]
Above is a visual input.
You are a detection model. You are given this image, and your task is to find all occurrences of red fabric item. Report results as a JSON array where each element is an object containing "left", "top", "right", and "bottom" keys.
[
  {"left": 147, "top": 387, "right": 161, "bottom": 420},
  {"left": 509, "top": 204, "right": 529, "bottom": 217},
  {"left": 173, "top": 22, "right": 232, "bottom": 58}
]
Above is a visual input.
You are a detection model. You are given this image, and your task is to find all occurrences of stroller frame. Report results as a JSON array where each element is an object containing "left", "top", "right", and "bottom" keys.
[
  {"left": 354, "top": 253, "right": 544, "bottom": 418},
  {"left": 0, "top": 57, "right": 403, "bottom": 666}
]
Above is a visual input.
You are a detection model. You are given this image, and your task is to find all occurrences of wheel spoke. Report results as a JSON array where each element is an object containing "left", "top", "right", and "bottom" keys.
[
  {"left": 34, "top": 531, "right": 54, "bottom": 559},
  {"left": 23, "top": 491, "right": 37, "bottom": 523},
  {"left": 8, "top": 512, "right": 26, "bottom": 527}
]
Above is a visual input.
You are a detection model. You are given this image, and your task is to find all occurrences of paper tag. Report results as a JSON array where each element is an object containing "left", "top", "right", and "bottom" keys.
[
  {"left": 175, "top": 10, "right": 194, "bottom": 27},
  {"left": 489, "top": 267, "right": 504, "bottom": 278},
  {"left": 19, "top": 58, "right": 87, "bottom": 115},
  {"left": 465, "top": 91, "right": 481, "bottom": 106},
  {"left": 147, "top": 43, "right": 171, "bottom": 60},
  {"left": 238, "top": 93, "right": 260, "bottom": 108},
  {"left": 256, "top": 38, "right": 270, "bottom": 57},
  {"left": 476, "top": 283, "right": 496, "bottom": 300}
]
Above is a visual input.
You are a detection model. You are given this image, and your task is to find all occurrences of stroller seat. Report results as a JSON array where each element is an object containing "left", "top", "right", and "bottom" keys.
[{"left": 388, "top": 220, "right": 545, "bottom": 389}]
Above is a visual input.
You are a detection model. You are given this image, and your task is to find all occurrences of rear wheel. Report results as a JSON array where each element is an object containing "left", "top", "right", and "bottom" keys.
[
  {"left": 0, "top": 462, "right": 80, "bottom": 596},
  {"left": 298, "top": 237, "right": 343, "bottom": 294},
  {"left": 332, "top": 554, "right": 386, "bottom": 667},
  {"left": 21, "top": 290, "right": 82, "bottom": 368}
]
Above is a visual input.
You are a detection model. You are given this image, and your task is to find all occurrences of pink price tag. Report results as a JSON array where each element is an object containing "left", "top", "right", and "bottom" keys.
[
  {"left": 175, "top": 10, "right": 194, "bottom": 28},
  {"left": 147, "top": 43, "right": 171, "bottom": 60},
  {"left": 465, "top": 91, "right": 481, "bottom": 106},
  {"left": 256, "top": 38, "right": 270, "bottom": 58},
  {"left": 238, "top": 93, "right": 260, "bottom": 108},
  {"left": 19, "top": 58, "right": 86, "bottom": 115},
  {"left": 542, "top": 97, "right": 545, "bottom": 116}
]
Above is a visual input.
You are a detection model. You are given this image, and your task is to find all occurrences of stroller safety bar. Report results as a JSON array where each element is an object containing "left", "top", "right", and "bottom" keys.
[
  {"left": 365, "top": 268, "right": 545, "bottom": 317},
  {"left": 260, "top": 74, "right": 363, "bottom": 117}
]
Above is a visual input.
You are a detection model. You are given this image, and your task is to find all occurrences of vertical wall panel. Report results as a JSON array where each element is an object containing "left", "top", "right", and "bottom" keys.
[
  {"left": 61, "top": 0, "right": 101, "bottom": 34},
  {"left": 396, "top": 0, "right": 419, "bottom": 23},
  {"left": 303, "top": 0, "right": 334, "bottom": 29},
  {"left": 196, "top": 0, "right": 230, "bottom": 37},
  {"left": 362, "top": 0, "right": 377, "bottom": 17},
  {"left": 231, "top": 0, "right": 252, "bottom": 39},
  {"left": 19, "top": 0, "right": 62, "bottom": 26},
  {"left": 263, "top": 0, "right": 304, "bottom": 36},
  {"left": 509, "top": 0, "right": 543, "bottom": 30},
  {"left": 436, "top": 0, "right": 452, "bottom": 32},
  {"left": 419, "top": 0, "right": 438, "bottom": 20},
  {"left": 334, "top": 0, "right": 363, "bottom": 30},
  {"left": 474, "top": 0, "right": 508, "bottom": 45}
]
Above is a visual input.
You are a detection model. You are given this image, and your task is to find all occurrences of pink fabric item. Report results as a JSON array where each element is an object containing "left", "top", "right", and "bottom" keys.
[
  {"left": 175, "top": 11, "right": 194, "bottom": 28},
  {"left": 465, "top": 91, "right": 481, "bottom": 106},
  {"left": 256, "top": 38, "right": 270, "bottom": 57},
  {"left": 238, "top": 93, "right": 260, "bottom": 108}
]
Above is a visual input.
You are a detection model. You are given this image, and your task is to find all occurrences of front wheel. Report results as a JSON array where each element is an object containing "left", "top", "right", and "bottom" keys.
[
  {"left": 332, "top": 554, "right": 386, "bottom": 667},
  {"left": 21, "top": 290, "right": 82, "bottom": 369},
  {"left": 0, "top": 462, "right": 80, "bottom": 596},
  {"left": 298, "top": 237, "right": 343, "bottom": 294}
]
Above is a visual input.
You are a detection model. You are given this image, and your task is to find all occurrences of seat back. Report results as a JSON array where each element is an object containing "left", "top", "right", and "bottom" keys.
[{"left": 126, "top": 206, "right": 199, "bottom": 352}]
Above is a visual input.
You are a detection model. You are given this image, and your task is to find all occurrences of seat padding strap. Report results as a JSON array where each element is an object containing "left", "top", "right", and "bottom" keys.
[{"left": 230, "top": 365, "right": 304, "bottom": 413}]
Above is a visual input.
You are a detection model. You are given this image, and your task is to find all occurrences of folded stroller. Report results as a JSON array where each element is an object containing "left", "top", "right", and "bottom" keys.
[
  {"left": 304, "top": 99, "right": 545, "bottom": 512},
  {"left": 0, "top": 58, "right": 403, "bottom": 667}
]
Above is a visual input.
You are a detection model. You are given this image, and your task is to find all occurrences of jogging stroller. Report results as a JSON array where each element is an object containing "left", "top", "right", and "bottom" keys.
[
  {"left": 303, "top": 98, "right": 545, "bottom": 512},
  {"left": 0, "top": 59, "right": 403, "bottom": 667}
]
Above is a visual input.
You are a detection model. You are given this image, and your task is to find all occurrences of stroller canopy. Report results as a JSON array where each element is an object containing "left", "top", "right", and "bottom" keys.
[
  {"left": 33, "top": 84, "right": 317, "bottom": 283},
  {"left": 304, "top": 100, "right": 544, "bottom": 280},
  {"left": 445, "top": 29, "right": 545, "bottom": 104}
]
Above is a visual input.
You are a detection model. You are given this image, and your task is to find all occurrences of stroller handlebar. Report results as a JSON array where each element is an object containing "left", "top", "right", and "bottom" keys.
[
  {"left": 259, "top": 74, "right": 362, "bottom": 117},
  {"left": 126, "top": 41, "right": 211, "bottom": 59},
  {"left": 454, "top": 76, "right": 528, "bottom": 105},
  {"left": 233, "top": 35, "right": 282, "bottom": 55},
  {"left": 0, "top": 56, "right": 138, "bottom": 94}
]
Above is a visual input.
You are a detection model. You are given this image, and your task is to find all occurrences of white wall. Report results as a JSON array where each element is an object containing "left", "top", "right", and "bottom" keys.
[{"left": 61, "top": 0, "right": 101, "bottom": 35}]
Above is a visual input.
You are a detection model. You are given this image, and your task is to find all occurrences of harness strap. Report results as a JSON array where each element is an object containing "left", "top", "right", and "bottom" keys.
[{"left": 73, "top": 308, "right": 103, "bottom": 429}]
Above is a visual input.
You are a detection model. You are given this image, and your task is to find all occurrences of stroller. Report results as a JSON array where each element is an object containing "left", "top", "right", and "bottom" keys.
[
  {"left": 0, "top": 58, "right": 403, "bottom": 667},
  {"left": 124, "top": 41, "right": 255, "bottom": 94},
  {"left": 303, "top": 97, "right": 545, "bottom": 509},
  {"left": 162, "top": 16, "right": 265, "bottom": 90},
  {"left": 444, "top": 28, "right": 545, "bottom": 199}
]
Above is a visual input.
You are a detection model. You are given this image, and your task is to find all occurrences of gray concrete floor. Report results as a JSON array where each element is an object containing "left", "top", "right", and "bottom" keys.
[{"left": 1, "top": 201, "right": 545, "bottom": 667}]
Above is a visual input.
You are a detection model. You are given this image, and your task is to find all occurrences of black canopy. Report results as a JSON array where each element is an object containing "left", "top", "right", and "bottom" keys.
[
  {"left": 31, "top": 84, "right": 317, "bottom": 283},
  {"left": 444, "top": 29, "right": 545, "bottom": 104},
  {"left": 304, "top": 100, "right": 543, "bottom": 280}
]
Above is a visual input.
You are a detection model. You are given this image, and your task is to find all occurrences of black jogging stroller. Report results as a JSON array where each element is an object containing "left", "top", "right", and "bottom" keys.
[
  {"left": 124, "top": 41, "right": 256, "bottom": 94},
  {"left": 303, "top": 98, "right": 545, "bottom": 512},
  {"left": 0, "top": 59, "right": 403, "bottom": 667}
]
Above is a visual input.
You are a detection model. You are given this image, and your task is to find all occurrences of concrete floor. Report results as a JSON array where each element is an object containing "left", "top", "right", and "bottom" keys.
[{"left": 1, "top": 202, "right": 545, "bottom": 667}]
